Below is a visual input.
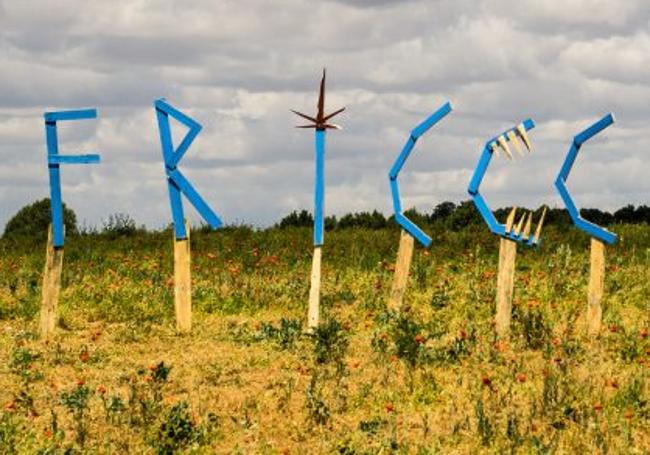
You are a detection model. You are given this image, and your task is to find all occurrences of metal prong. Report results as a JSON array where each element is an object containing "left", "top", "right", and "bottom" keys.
[
  {"left": 505, "top": 206, "right": 517, "bottom": 233},
  {"left": 507, "top": 130, "right": 524, "bottom": 156},
  {"left": 522, "top": 212, "right": 533, "bottom": 240},
  {"left": 516, "top": 124, "right": 532, "bottom": 152},
  {"left": 497, "top": 136, "right": 513, "bottom": 160},
  {"left": 514, "top": 211, "right": 526, "bottom": 236},
  {"left": 490, "top": 142, "right": 500, "bottom": 157},
  {"left": 533, "top": 206, "right": 547, "bottom": 244}
]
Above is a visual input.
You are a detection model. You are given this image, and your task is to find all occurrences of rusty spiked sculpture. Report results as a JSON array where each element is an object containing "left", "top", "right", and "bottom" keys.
[
  {"left": 555, "top": 113, "right": 617, "bottom": 336},
  {"left": 468, "top": 119, "right": 547, "bottom": 337},
  {"left": 292, "top": 69, "right": 345, "bottom": 329},
  {"left": 388, "top": 101, "right": 452, "bottom": 311}
]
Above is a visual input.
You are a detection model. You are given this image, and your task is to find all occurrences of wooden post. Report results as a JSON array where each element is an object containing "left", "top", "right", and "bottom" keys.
[
  {"left": 40, "top": 225, "right": 64, "bottom": 340},
  {"left": 388, "top": 230, "right": 415, "bottom": 311},
  {"left": 587, "top": 238, "right": 605, "bottom": 336},
  {"left": 308, "top": 246, "right": 322, "bottom": 330},
  {"left": 174, "top": 220, "right": 192, "bottom": 332},
  {"left": 495, "top": 238, "right": 517, "bottom": 337}
]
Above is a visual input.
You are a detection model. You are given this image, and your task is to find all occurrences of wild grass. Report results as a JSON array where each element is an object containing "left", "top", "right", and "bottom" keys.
[{"left": 0, "top": 224, "right": 648, "bottom": 452}]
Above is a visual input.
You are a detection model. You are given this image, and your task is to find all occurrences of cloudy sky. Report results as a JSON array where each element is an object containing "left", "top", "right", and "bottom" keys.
[{"left": 1, "top": 0, "right": 648, "bottom": 231}]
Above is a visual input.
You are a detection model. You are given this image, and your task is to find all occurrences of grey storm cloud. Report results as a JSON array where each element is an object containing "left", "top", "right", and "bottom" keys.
[{"left": 0, "top": 0, "right": 649, "bottom": 232}]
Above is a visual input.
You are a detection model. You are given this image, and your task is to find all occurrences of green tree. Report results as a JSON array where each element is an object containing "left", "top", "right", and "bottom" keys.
[
  {"left": 3, "top": 198, "right": 77, "bottom": 240},
  {"left": 277, "top": 210, "right": 313, "bottom": 228},
  {"left": 446, "top": 200, "right": 481, "bottom": 231},
  {"left": 431, "top": 201, "right": 456, "bottom": 223},
  {"left": 102, "top": 213, "right": 139, "bottom": 238}
]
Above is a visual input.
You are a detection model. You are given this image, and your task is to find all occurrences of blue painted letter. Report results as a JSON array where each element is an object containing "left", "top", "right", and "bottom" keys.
[
  {"left": 555, "top": 113, "right": 617, "bottom": 244},
  {"left": 44, "top": 109, "right": 100, "bottom": 248},
  {"left": 389, "top": 102, "right": 452, "bottom": 247},
  {"left": 154, "top": 99, "right": 222, "bottom": 240}
]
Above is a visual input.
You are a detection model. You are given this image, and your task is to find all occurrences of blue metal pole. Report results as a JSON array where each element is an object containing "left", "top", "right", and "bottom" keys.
[
  {"left": 314, "top": 130, "right": 325, "bottom": 246},
  {"left": 46, "top": 121, "right": 64, "bottom": 247}
]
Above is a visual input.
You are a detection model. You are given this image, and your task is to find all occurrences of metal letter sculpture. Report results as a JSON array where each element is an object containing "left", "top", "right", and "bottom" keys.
[
  {"left": 467, "top": 119, "right": 547, "bottom": 338},
  {"left": 291, "top": 69, "right": 345, "bottom": 246},
  {"left": 154, "top": 99, "right": 223, "bottom": 239},
  {"left": 292, "top": 69, "right": 345, "bottom": 329},
  {"left": 555, "top": 113, "right": 617, "bottom": 245},
  {"left": 389, "top": 101, "right": 452, "bottom": 247},
  {"left": 45, "top": 109, "right": 101, "bottom": 248},
  {"left": 555, "top": 113, "right": 617, "bottom": 336},
  {"left": 468, "top": 119, "right": 547, "bottom": 246}
]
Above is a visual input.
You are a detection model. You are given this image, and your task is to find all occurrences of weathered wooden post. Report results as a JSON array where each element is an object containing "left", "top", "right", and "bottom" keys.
[
  {"left": 308, "top": 246, "right": 322, "bottom": 328},
  {"left": 555, "top": 113, "right": 618, "bottom": 336},
  {"left": 40, "top": 225, "right": 64, "bottom": 338},
  {"left": 291, "top": 69, "right": 345, "bottom": 330},
  {"left": 173, "top": 220, "right": 192, "bottom": 331},
  {"left": 587, "top": 238, "right": 605, "bottom": 334},
  {"left": 154, "top": 99, "right": 223, "bottom": 332},
  {"left": 388, "top": 230, "right": 415, "bottom": 311},
  {"left": 468, "top": 119, "right": 546, "bottom": 338},
  {"left": 495, "top": 237, "right": 517, "bottom": 336},
  {"left": 387, "top": 102, "right": 452, "bottom": 311},
  {"left": 40, "top": 109, "right": 100, "bottom": 339}
]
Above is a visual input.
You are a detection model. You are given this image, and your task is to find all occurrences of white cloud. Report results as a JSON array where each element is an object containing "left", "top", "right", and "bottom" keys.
[{"left": 0, "top": 0, "right": 649, "bottom": 232}]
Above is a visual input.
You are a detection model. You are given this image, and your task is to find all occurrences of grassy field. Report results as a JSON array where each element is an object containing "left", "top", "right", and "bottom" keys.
[{"left": 0, "top": 224, "right": 649, "bottom": 453}]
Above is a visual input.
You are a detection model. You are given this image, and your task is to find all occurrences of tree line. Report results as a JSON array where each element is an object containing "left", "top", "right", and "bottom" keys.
[
  {"left": 277, "top": 202, "right": 650, "bottom": 231},
  {"left": 3, "top": 198, "right": 650, "bottom": 241}
]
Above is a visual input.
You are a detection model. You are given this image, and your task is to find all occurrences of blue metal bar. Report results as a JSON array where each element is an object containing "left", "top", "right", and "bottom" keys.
[
  {"left": 314, "top": 130, "right": 325, "bottom": 246},
  {"left": 155, "top": 106, "right": 175, "bottom": 165},
  {"left": 575, "top": 113, "right": 615, "bottom": 146},
  {"left": 44, "top": 109, "right": 97, "bottom": 122},
  {"left": 557, "top": 142, "right": 579, "bottom": 182},
  {"left": 468, "top": 146, "right": 492, "bottom": 195},
  {"left": 171, "top": 123, "right": 202, "bottom": 168},
  {"left": 576, "top": 218, "right": 617, "bottom": 244},
  {"left": 389, "top": 136, "right": 416, "bottom": 179},
  {"left": 48, "top": 155, "right": 100, "bottom": 165},
  {"left": 389, "top": 178, "right": 402, "bottom": 214},
  {"left": 554, "top": 113, "right": 617, "bottom": 244},
  {"left": 395, "top": 213, "right": 432, "bottom": 247},
  {"left": 411, "top": 101, "right": 452, "bottom": 139},
  {"left": 45, "top": 121, "right": 63, "bottom": 247},
  {"left": 555, "top": 178, "right": 580, "bottom": 220},
  {"left": 166, "top": 176, "right": 187, "bottom": 239},
  {"left": 169, "top": 169, "right": 223, "bottom": 231},
  {"left": 155, "top": 99, "right": 198, "bottom": 130},
  {"left": 472, "top": 192, "right": 505, "bottom": 236}
]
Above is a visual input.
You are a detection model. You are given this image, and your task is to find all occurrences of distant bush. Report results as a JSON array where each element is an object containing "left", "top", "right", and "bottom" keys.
[
  {"left": 337, "top": 210, "right": 387, "bottom": 230},
  {"left": 273, "top": 201, "right": 650, "bottom": 234},
  {"left": 3, "top": 198, "right": 77, "bottom": 240},
  {"left": 431, "top": 201, "right": 456, "bottom": 222},
  {"left": 444, "top": 200, "right": 482, "bottom": 231},
  {"left": 101, "top": 213, "right": 139, "bottom": 238},
  {"left": 277, "top": 210, "right": 313, "bottom": 228}
]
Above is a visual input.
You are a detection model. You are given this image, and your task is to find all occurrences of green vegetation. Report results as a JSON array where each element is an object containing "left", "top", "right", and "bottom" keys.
[
  {"left": 0, "top": 214, "right": 649, "bottom": 452},
  {"left": 2, "top": 198, "right": 77, "bottom": 240}
]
